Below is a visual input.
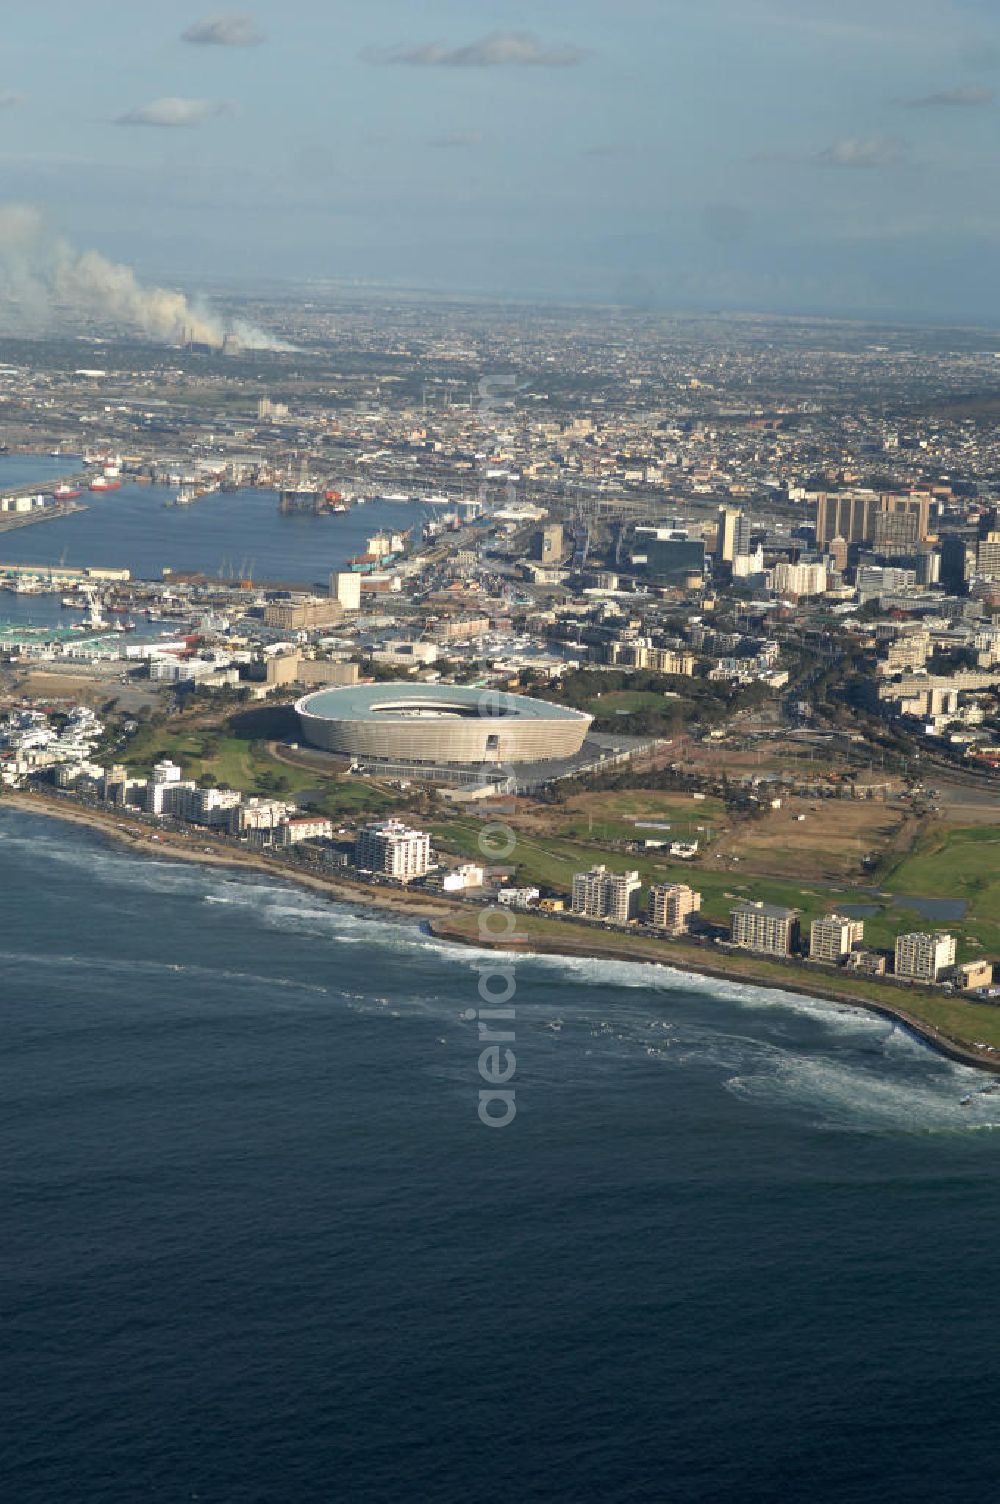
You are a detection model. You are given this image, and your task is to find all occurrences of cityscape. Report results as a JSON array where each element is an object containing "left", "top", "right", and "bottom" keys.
[
  {"left": 7, "top": 4, "right": 1000, "bottom": 1502},
  {"left": 3, "top": 302, "right": 1000, "bottom": 1065}
]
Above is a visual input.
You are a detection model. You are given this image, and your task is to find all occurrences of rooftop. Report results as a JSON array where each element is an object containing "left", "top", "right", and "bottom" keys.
[{"left": 295, "top": 681, "right": 590, "bottom": 723}]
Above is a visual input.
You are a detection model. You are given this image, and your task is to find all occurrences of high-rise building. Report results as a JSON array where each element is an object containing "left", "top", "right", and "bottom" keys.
[
  {"left": 145, "top": 759, "right": 195, "bottom": 816},
  {"left": 330, "top": 571, "right": 362, "bottom": 611},
  {"left": 355, "top": 820, "right": 432, "bottom": 882},
  {"left": 940, "top": 533, "right": 973, "bottom": 594},
  {"left": 894, "top": 931, "right": 956, "bottom": 983},
  {"left": 715, "top": 508, "right": 752, "bottom": 563},
  {"left": 571, "top": 865, "right": 642, "bottom": 924},
  {"left": 873, "top": 509, "right": 920, "bottom": 558},
  {"left": 533, "top": 523, "right": 564, "bottom": 564},
  {"left": 815, "top": 492, "right": 931, "bottom": 547},
  {"left": 815, "top": 493, "right": 879, "bottom": 547},
  {"left": 648, "top": 883, "right": 701, "bottom": 935},
  {"left": 730, "top": 901, "right": 799, "bottom": 956},
  {"left": 772, "top": 561, "right": 827, "bottom": 597},
  {"left": 827, "top": 535, "right": 849, "bottom": 573},
  {"left": 977, "top": 532, "right": 1000, "bottom": 583},
  {"left": 631, "top": 528, "right": 706, "bottom": 586},
  {"left": 809, "top": 913, "right": 865, "bottom": 964}
]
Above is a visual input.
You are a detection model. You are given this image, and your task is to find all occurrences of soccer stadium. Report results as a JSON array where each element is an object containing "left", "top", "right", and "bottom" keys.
[{"left": 294, "top": 682, "right": 593, "bottom": 767}]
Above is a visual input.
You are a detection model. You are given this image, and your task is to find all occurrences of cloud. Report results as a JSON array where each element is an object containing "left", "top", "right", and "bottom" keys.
[
  {"left": 364, "top": 31, "right": 585, "bottom": 68},
  {"left": 901, "top": 86, "right": 995, "bottom": 108},
  {"left": 182, "top": 14, "right": 263, "bottom": 47},
  {"left": 116, "top": 97, "right": 228, "bottom": 128},
  {"left": 428, "top": 130, "right": 482, "bottom": 149},
  {"left": 813, "top": 136, "right": 905, "bottom": 169}
]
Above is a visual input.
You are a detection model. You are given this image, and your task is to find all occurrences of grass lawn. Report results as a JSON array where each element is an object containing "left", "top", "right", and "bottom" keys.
[
  {"left": 877, "top": 824, "right": 1000, "bottom": 961},
  {"left": 584, "top": 690, "right": 669, "bottom": 716},
  {"left": 433, "top": 808, "right": 1000, "bottom": 974},
  {"left": 432, "top": 815, "right": 856, "bottom": 926},
  {"left": 119, "top": 717, "right": 396, "bottom": 821},
  {"left": 558, "top": 789, "right": 728, "bottom": 846}
]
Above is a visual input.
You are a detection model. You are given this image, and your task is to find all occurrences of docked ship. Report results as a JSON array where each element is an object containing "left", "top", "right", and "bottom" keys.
[
  {"left": 52, "top": 484, "right": 82, "bottom": 500},
  {"left": 89, "top": 476, "right": 122, "bottom": 492}
]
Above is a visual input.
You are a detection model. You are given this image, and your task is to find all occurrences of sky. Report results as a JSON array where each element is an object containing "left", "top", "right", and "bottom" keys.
[{"left": 3, "top": 0, "right": 1000, "bottom": 319}]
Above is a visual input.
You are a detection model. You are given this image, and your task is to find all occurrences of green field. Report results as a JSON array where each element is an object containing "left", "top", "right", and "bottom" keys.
[
  {"left": 432, "top": 812, "right": 1000, "bottom": 971},
  {"left": 584, "top": 690, "right": 669, "bottom": 716},
  {"left": 119, "top": 720, "right": 395, "bottom": 822},
  {"left": 433, "top": 816, "right": 851, "bottom": 923},
  {"left": 558, "top": 790, "right": 728, "bottom": 846},
  {"left": 877, "top": 825, "right": 1000, "bottom": 961}
]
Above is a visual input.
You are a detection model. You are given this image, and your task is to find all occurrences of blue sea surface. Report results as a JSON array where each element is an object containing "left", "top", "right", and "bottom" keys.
[
  {"left": 0, "top": 456, "right": 427, "bottom": 584},
  {"left": 3, "top": 805, "right": 1000, "bottom": 1502}
]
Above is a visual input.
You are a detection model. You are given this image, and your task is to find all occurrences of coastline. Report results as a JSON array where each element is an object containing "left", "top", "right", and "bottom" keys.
[{"left": 6, "top": 790, "right": 1000, "bottom": 1077}]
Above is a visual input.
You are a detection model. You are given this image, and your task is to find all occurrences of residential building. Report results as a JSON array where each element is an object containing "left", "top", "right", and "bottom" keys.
[
  {"left": 441, "top": 864, "right": 486, "bottom": 893},
  {"left": 894, "top": 931, "right": 956, "bottom": 983},
  {"left": 145, "top": 759, "right": 194, "bottom": 816},
  {"left": 730, "top": 900, "right": 799, "bottom": 956},
  {"left": 845, "top": 949, "right": 888, "bottom": 977},
  {"left": 280, "top": 816, "right": 335, "bottom": 845},
  {"left": 571, "top": 865, "right": 643, "bottom": 924},
  {"left": 956, "top": 960, "right": 994, "bottom": 991},
  {"left": 648, "top": 882, "right": 701, "bottom": 935},
  {"left": 355, "top": 819, "right": 432, "bottom": 882},
  {"left": 495, "top": 886, "right": 540, "bottom": 909},
  {"left": 809, "top": 913, "right": 865, "bottom": 964}
]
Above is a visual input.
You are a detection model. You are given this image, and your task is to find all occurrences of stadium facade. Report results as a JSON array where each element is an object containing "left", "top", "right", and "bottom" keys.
[{"left": 294, "top": 682, "right": 593, "bottom": 766}]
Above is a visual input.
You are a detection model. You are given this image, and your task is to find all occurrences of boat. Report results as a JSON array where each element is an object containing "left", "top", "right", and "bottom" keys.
[
  {"left": 89, "top": 477, "right": 122, "bottom": 492},
  {"left": 52, "top": 484, "right": 82, "bottom": 500}
]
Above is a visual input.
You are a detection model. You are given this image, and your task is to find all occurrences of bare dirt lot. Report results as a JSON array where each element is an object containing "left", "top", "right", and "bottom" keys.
[{"left": 709, "top": 795, "right": 916, "bottom": 881}]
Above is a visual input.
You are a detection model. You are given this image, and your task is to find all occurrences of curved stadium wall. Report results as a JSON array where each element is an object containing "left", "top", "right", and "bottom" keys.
[{"left": 294, "top": 682, "right": 592, "bottom": 765}]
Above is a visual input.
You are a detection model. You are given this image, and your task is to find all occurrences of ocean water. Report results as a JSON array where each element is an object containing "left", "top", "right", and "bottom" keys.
[
  {"left": 0, "top": 455, "right": 423, "bottom": 584},
  {"left": 4, "top": 805, "right": 1000, "bottom": 1503}
]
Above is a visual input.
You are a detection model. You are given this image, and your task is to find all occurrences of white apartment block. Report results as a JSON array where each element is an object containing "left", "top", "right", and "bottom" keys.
[
  {"left": 730, "top": 901, "right": 799, "bottom": 956},
  {"left": 145, "top": 760, "right": 196, "bottom": 816},
  {"left": 280, "top": 817, "right": 335, "bottom": 845},
  {"left": 571, "top": 865, "right": 642, "bottom": 924},
  {"left": 355, "top": 820, "right": 432, "bottom": 882},
  {"left": 894, "top": 931, "right": 956, "bottom": 983},
  {"left": 648, "top": 883, "right": 701, "bottom": 935},
  {"left": 772, "top": 561, "right": 828, "bottom": 597},
  {"left": 809, "top": 913, "right": 865, "bottom": 964}
]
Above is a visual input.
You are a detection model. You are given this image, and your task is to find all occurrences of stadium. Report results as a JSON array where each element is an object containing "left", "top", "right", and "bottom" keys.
[{"left": 294, "top": 682, "right": 593, "bottom": 767}]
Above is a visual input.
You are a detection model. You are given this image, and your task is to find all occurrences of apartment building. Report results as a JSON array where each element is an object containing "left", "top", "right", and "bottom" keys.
[
  {"left": 730, "top": 900, "right": 799, "bottom": 957},
  {"left": 894, "top": 931, "right": 956, "bottom": 983},
  {"left": 809, "top": 913, "right": 865, "bottom": 964},
  {"left": 571, "top": 865, "right": 643, "bottom": 924},
  {"left": 648, "top": 883, "right": 702, "bottom": 935},
  {"left": 355, "top": 820, "right": 432, "bottom": 882}
]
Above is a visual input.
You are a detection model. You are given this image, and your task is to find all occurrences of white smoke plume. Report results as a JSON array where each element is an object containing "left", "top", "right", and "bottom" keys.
[{"left": 0, "top": 204, "right": 288, "bottom": 351}]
